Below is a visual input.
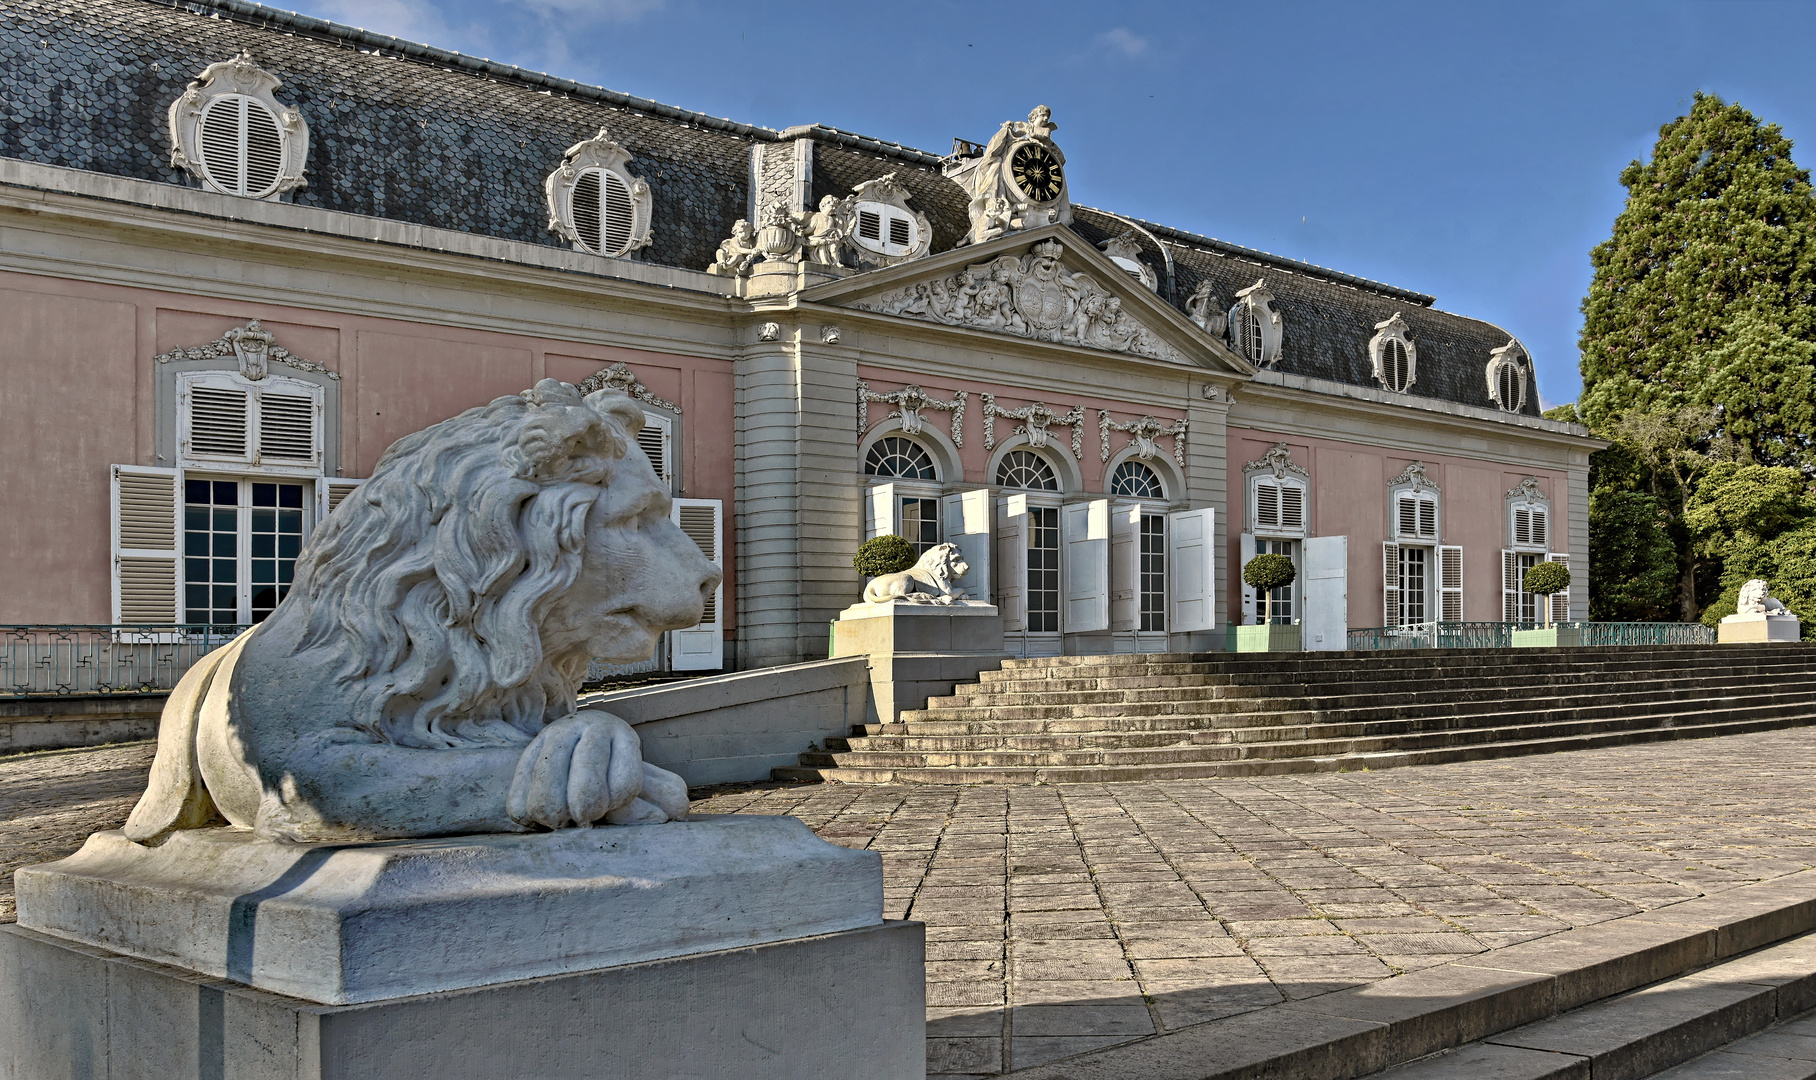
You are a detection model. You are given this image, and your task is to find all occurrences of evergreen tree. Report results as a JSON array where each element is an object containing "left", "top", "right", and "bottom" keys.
[
  {"left": 1588, "top": 489, "right": 1678, "bottom": 621},
  {"left": 1579, "top": 93, "right": 1816, "bottom": 469}
]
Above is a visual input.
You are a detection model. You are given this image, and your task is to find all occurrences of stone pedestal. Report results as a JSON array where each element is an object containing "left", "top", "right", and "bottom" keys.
[
  {"left": 1719, "top": 612, "right": 1802, "bottom": 643},
  {"left": 0, "top": 920, "right": 925, "bottom": 1080},
  {"left": 4, "top": 815, "right": 925, "bottom": 1079},
  {"left": 833, "top": 600, "right": 1010, "bottom": 724}
]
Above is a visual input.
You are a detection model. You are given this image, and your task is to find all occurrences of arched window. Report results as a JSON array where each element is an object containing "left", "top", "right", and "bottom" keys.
[
  {"left": 996, "top": 450, "right": 1059, "bottom": 491},
  {"left": 1487, "top": 341, "right": 1530, "bottom": 413},
  {"left": 1369, "top": 313, "right": 1418, "bottom": 395},
  {"left": 166, "top": 53, "right": 309, "bottom": 201},
  {"left": 1227, "top": 279, "right": 1283, "bottom": 367},
  {"left": 865, "top": 437, "right": 938, "bottom": 480},
  {"left": 1109, "top": 460, "right": 1163, "bottom": 499},
  {"left": 546, "top": 128, "right": 653, "bottom": 260},
  {"left": 1231, "top": 303, "right": 1264, "bottom": 364},
  {"left": 852, "top": 201, "right": 921, "bottom": 257}
]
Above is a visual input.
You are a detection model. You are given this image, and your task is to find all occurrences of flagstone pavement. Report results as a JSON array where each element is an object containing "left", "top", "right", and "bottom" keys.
[{"left": 6, "top": 729, "right": 1816, "bottom": 1078}]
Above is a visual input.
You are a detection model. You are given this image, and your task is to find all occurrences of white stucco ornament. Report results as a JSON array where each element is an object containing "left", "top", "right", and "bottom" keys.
[
  {"left": 862, "top": 543, "right": 972, "bottom": 606},
  {"left": 945, "top": 105, "right": 1073, "bottom": 246},
  {"left": 123, "top": 380, "right": 722, "bottom": 843}
]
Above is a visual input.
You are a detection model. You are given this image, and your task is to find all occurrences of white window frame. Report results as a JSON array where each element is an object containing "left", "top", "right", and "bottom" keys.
[
  {"left": 176, "top": 369, "right": 323, "bottom": 478},
  {"left": 177, "top": 471, "right": 316, "bottom": 627},
  {"left": 1227, "top": 279, "right": 1284, "bottom": 368},
  {"left": 1487, "top": 340, "right": 1531, "bottom": 413},
  {"left": 545, "top": 128, "right": 654, "bottom": 259},
  {"left": 851, "top": 201, "right": 921, "bottom": 258},
  {"left": 1506, "top": 478, "right": 1551, "bottom": 552},
  {"left": 166, "top": 53, "right": 309, "bottom": 201},
  {"left": 637, "top": 410, "right": 675, "bottom": 491},
  {"left": 1250, "top": 475, "right": 1309, "bottom": 540}
]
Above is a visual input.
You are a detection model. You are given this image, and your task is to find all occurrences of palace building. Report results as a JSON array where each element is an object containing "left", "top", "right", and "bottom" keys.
[{"left": 0, "top": 0, "right": 1600, "bottom": 670}]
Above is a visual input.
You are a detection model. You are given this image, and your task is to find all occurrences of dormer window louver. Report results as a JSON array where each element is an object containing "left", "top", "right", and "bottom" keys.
[
  {"left": 198, "top": 95, "right": 287, "bottom": 198},
  {"left": 546, "top": 128, "right": 654, "bottom": 260},
  {"left": 167, "top": 52, "right": 309, "bottom": 201}
]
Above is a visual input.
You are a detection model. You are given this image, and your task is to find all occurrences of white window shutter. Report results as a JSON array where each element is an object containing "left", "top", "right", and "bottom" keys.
[
  {"left": 865, "top": 482, "right": 897, "bottom": 540},
  {"left": 1514, "top": 508, "right": 1531, "bottom": 547},
  {"left": 1503, "top": 549, "right": 1521, "bottom": 622},
  {"left": 669, "top": 498, "right": 724, "bottom": 671},
  {"left": 1168, "top": 507, "right": 1216, "bottom": 633},
  {"left": 1062, "top": 500, "right": 1111, "bottom": 634},
  {"left": 995, "top": 495, "right": 1029, "bottom": 632},
  {"left": 315, "top": 478, "right": 366, "bottom": 535},
  {"left": 638, "top": 412, "right": 673, "bottom": 489},
  {"left": 941, "top": 489, "right": 993, "bottom": 604},
  {"left": 1255, "top": 482, "right": 1280, "bottom": 530},
  {"left": 1533, "top": 510, "right": 1548, "bottom": 549},
  {"left": 256, "top": 390, "right": 319, "bottom": 465},
  {"left": 1281, "top": 485, "right": 1305, "bottom": 531},
  {"left": 1109, "top": 502, "right": 1142, "bottom": 633},
  {"left": 1239, "top": 531, "right": 1257, "bottom": 625},
  {"left": 180, "top": 373, "right": 253, "bottom": 465},
  {"left": 1383, "top": 541, "right": 1401, "bottom": 627},
  {"left": 1439, "top": 545, "right": 1463, "bottom": 622},
  {"left": 1418, "top": 498, "right": 1437, "bottom": 539},
  {"left": 1548, "top": 552, "right": 1571, "bottom": 624},
  {"left": 112, "top": 465, "right": 180, "bottom": 624},
  {"left": 1396, "top": 497, "right": 1417, "bottom": 538}
]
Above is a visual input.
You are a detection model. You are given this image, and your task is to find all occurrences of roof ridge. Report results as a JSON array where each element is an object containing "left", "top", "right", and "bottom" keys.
[{"left": 1076, "top": 206, "right": 1436, "bottom": 308}]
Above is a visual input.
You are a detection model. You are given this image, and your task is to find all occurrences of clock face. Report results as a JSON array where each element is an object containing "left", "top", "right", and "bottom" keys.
[{"left": 1010, "top": 143, "right": 1065, "bottom": 203}]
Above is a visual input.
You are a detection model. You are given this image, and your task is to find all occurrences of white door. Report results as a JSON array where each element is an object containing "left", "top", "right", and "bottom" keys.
[
  {"left": 1062, "top": 499, "right": 1110, "bottom": 634},
  {"left": 1167, "top": 507, "right": 1216, "bottom": 633},
  {"left": 864, "top": 482, "right": 896, "bottom": 540},
  {"left": 1109, "top": 502, "right": 1141, "bottom": 633},
  {"left": 1301, "top": 534, "right": 1348, "bottom": 651},
  {"left": 669, "top": 498, "right": 724, "bottom": 670},
  {"left": 942, "top": 488, "right": 992, "bottom": 603},
  {"left": 995, "top": 494, "right": 1029, "bottom": 632}
]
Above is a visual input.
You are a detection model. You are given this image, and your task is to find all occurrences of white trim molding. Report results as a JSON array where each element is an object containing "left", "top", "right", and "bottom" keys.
[{"left": 166, "top": 52, "right": 309, "bottom": 201}]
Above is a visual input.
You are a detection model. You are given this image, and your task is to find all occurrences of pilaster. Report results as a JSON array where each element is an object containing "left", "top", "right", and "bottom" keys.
[
  {"left": 795, "top": 324, "right": 863, "bottom": 660},
  {"left": 734, "top": 330, "right": 802, "bottom": 668},
  {"left": 1567, "top": 449, "right": 1591, "bottom": 622},
  {"left": 1186, "top": 380, "right": 1234, "bottom": 646}
]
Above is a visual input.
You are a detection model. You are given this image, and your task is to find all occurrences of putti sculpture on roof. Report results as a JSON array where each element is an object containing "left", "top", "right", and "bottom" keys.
[
  {"left": 126, "top": 380, "right": 720, "bottom": 841},
  {"left": 945, "top": 104, "right": 1074, "bottom": 246}
]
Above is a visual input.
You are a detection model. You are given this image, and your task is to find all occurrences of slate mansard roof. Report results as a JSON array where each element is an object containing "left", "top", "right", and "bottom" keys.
[{"left": 0, "top": 0, "right": 1540, "bottom": 417}]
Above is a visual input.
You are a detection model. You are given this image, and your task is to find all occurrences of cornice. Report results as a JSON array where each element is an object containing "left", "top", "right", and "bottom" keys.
[{"left": 1236, "top": 373, "right": 1607, "bottom": 452}]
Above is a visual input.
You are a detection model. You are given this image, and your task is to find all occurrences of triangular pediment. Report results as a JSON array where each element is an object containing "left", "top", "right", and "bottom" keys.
[{"left": 799, "top": 224, "right": 1253, "bottom": 374}]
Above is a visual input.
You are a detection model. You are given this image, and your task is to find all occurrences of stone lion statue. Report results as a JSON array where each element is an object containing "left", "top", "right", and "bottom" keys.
[
  {"left": 1737, "top": 578, "right": 1795, "bottom": 617},
  {"left": 861, "top": 542, "right": 970, "bottom": 605},
  {"left": 124, "top": 380, "right": 722, "bottom": 844}
]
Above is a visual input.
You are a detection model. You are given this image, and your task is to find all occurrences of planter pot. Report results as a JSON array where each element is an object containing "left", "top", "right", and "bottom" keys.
[
  {"left": 1235, "top": 624, "right": 1301, "bottom": 653},
  {"left": 1511, "top": 626, "right": 1583, "bottom": 648}
]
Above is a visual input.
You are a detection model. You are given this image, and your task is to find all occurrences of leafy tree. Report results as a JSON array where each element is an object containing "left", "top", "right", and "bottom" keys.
[
  {"left": 1243, "top": 553, "right": 1297, "bottom": 592},
  {"left": 1522, "top": 562, "right": 1572, "bottom": 626},
  {"left": 853, "top": 535, "right": 915, "bottom": 577},
  {"left": 1589, "top": 489, "right": 1679, "bottom": 620},
  {"left": 1579, "top": 92, "right": 1816, "bottom": 469},
  {"left": 1685, "top": 463, "right": 1816, "bottom": 638}
]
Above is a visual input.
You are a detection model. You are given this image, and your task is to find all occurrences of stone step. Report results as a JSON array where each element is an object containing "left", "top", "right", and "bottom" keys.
[
  {"left": 998, "top": 870, "right": 1816, "bottom": 1080},
  {"left": 835, "top": 695, "right": 1816, "bottom": 756},
  {"left": 1367, "top": 937, "right": 1816, "bottom": 1079},
  {"left": 895, "top": 678, "right": 1816, "bottom": 731},
  {"left": 771, "top": 712, "right": 1816, "bottom": 784}
]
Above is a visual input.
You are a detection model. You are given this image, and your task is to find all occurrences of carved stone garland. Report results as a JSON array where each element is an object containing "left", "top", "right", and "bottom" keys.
[
  {"left": 857, "top": 380, "right": 966, "bottom": 446},
  {"left": 153, "top": 319, "right": 337, "bottom": 380},
  {"left": 850, "top": 240, "right": 1186, "bottom": 364},
  {"left": 1242, "top": 443, "right": 1310, "bottom": 481},
  {"left": 1506, "top": 476, "right": 1549, "bottom": 503},
  {"left": 982, "top": 395, "right": 1084, "bottom": 458},
  {"left": 575, "top": 362, "right": 679, "bottom": 413},
  {"left": 1389, "top": 460, "right": 1440, "bottom": 494},
  {"left": 1098, "top": 411, "right": 1187, "bottom": 468}
]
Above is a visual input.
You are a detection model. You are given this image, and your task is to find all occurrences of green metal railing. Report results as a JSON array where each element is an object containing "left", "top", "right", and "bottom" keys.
[
  {"left": 1, "top": 624, "right": 248, "bottom": 697},
  {"left": 1347, "top": 621, "right": 1716, "bottom": 651}
]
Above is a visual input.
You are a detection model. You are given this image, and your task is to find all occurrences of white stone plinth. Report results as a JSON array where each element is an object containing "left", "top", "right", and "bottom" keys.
[
  {"left": 14, "top": 815, "right": 880, "bottom": 1005},
  {"left": 1719, "top": 612, "right": 1802, "bottom": 643}
]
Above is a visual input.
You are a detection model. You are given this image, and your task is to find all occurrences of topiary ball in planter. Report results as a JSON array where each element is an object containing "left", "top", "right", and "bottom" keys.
[
  {"left": 854, "top": 534, "right": 916, "bottom": 577},
  {"left": 1522, "top": 561, "right": 1571, "bottom": 597},
  {"left": 1243, "top": 553, "right": 1297, "bottom": 593}
]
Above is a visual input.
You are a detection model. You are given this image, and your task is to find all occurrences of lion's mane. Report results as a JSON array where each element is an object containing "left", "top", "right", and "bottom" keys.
[{"left": 281, "top": 379, "right": 647, "bottom": 750}]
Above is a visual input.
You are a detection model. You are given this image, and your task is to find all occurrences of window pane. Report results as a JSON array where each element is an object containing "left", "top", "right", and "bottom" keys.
[
  {"left": 186, "top": 478, "right": 212, "bottom": 504},
  {"left": 280, "top": 485, "right": 304, "bottom": 508},
  {"left": 213, "top": 508, "right": 236, "bottom": 532},
  {"left": 252, "top": 533, "right": 274, "bottom": 558},
  {"left": 213, "top": 481, "right": 237, "bottom": 505},
  {"left": 251, "top": 508, "right": 275, "bottom": 532},
  {"left": 252, "top": 483, "right": 277, "bottom": 507}
]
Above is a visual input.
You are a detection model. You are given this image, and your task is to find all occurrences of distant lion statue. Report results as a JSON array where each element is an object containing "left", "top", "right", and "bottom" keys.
[
  {"left": 862, "top": 542, "right": 970, "bottom": 605},
  {"left": 125, "top": 381, "right": 722, "bottom": 844},
  {"left": 1738, "top": 578, "right": 1795, "bottom": 618}
]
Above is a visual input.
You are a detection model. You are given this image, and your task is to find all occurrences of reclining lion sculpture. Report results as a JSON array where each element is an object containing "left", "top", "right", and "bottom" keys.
[
  {"left": 125, "top": 380, "right": 721, "bottom": 843},
  {"left": 861, "top": 542, "right": 970, "bottom": 605}
]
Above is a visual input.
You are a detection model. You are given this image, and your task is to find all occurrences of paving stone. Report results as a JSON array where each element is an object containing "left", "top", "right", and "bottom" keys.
[{"left": 1011, "top": 1004, "right": 1155, "bottom": 1037}]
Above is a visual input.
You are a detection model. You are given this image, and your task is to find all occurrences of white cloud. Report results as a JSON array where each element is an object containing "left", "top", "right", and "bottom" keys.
[
  {"left": 1100, "top": 27, "right": 1147, "bottom": 57},
  {"left": 308, "top": 0, "right": 455, "bottom": 41}
]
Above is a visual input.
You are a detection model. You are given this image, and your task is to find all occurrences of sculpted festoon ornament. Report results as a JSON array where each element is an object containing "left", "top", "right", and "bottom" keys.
[
  {"left": 853, "top": 239, "right": 1185, "bottom": 363},
  {"left": 125, "top": 380, "right": 721, "bottom": 842},
  {"left": 945, "top": 105, "right": 1073, "bottom": 246}
]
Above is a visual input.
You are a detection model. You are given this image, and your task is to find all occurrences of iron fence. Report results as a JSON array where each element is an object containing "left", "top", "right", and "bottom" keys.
[
  {"left": 1347, "top": 621, "right": 1716, "bottom": 651},
  {"left": 0, "top": 624, "right": 248, "bottom": 697}
]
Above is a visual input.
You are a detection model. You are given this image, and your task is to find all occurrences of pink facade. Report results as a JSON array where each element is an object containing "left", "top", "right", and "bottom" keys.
[
  {"left": 0, "top": 270, "right": 735, "bottom": 629},
  {"left": 1227, "top": 427, "right": 1569, "bottom": 629}
]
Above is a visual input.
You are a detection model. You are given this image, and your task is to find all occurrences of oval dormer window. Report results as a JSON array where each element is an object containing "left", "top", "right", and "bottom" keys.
[
  {"left": 851, "top": 201, "right": 919, "bottom": 257},
  {"left": 197, "top": 95, "right": 287, "bottom": 198},
  {"left": 569, "top": 167, "right": 638, "bottom": 257}
]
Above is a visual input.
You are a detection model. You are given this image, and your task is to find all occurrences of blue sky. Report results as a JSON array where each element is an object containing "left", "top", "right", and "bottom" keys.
[{"left": 285, "top": 0, "right": 1816, "bottom": 409}]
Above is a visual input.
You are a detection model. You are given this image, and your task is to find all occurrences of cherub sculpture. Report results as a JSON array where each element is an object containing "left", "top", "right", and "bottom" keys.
[{"left": 707, "top": 219, "right": 760, "bottom": 276}]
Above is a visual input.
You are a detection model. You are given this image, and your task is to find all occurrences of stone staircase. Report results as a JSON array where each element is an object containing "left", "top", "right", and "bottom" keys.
[{"left": 773, "top": 643, "right": 1816, "bottom": 785}]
